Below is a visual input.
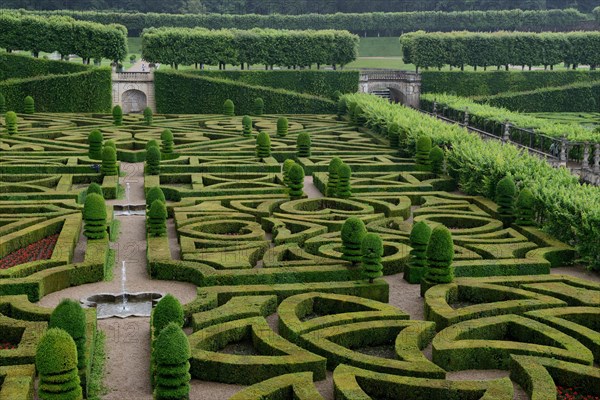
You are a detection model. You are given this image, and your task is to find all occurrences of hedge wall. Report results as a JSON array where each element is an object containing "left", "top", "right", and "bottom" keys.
[
  {"left": 0, "top": 53, "right": 88, "bottom": 81},
  {"left": 421, "top": 70, "right": 600, "bottom": 97},
  {"left": 154, "top": 70, "right": 336, "bottom": 115}
]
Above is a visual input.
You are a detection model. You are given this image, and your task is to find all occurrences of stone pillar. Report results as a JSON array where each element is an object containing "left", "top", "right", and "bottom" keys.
[
  {"left": 559, "top": 139, "right": 568, "bottom": 167},
  {"left": 594, "top": 143, "right": 600, "bottom": 173},
  {"left": 503, "top": 121, "right": 511, "bottom": 143},
  {"left": 463, "top": 107, "right": 469, "bottom": 126},
  {"left": 432, "top": 101, "right": 438, "bottom": 116},
  {"left": 582, "top": 142, "right": 590, "bottom": 169}
]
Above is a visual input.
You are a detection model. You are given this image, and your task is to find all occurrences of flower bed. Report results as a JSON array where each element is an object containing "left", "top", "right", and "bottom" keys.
[
  {"left": 558, "top": 386, "right": 600, "bottom": 400},
  {"left": 0, "top": 341, "right": 18, "bottom": 350},
  {"left": 0, "top": 234, "right": 59, "bottom": 270}
]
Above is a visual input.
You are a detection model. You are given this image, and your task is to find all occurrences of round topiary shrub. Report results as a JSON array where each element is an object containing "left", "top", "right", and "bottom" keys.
[
  {"left": 103, "top": 140, "right": 116, "bottom": 149},
  {"left": 152, "top": 294, "right": 184, "bottom": 335},
  {"left": 515, "top": 188, "right": 535, "bottom": 226},
  {"left": 49, "top": 299, "right": 87, "bottom": 372},
  {"left": 36, "top": 328, "right": 82, "bottom": 400},
  {"left": 24, "top": 96, "right": 35, "bottom": 114},
  {"left": 0, "top": 93, "right": 6, "bottom": 114},
  {"left": 154, "top": 323, "right": 191, "bottom": 400},
  {"left": 496, "top": 175, "right": 516, "bottom": 227},
  {"left": 429, "top": 145, "right": 445, "bottom": 174},
  {"left": 253, "top": 98, "right": 264, "bottom": 116},
  {"left": 83, "top": 193, "right": 107, "bottom": 240},
  {"left": 337, "top": 98, "right": 347, "bottom": 120},
  {"left": 288, "top": 164, "right": 305, "bottom": 199},
  {"left": 388, "top": 122, "right": 400, "bottom": 148},
  {"left": 88, "top": 130, "right": 103, "bottom": 160},
  {"left": 296, "top": 132, "right": 311, "bottom": 158},
  {"left": 161, "top": 129, "right": 174, "bottom": 154},
  {"left": 422, "top": 225, "right": 454, "bottom": 293},
  {"left": 337, "top": 163, "right": 352, "bottom": 199},
  {"left": 341, "top": 217, "right": 367, "bottom": 264},
  {"left": 277, "top": 117, "right": 288, "bottom": 137},
  {"left": 327, "top": 157, "right": 343, "bottom": 197},
  {"left": 112, "top": 105, "right": 123, "bottom": 126},
  {"left": 5, "top": 111, "right": 17, "bottom": 135},
  {"left": 416, "top": 136, "right": 432, "bottom": 166},
  {"left": 146, "top": 139, "right": 159, "bottom": 150},
  {"left": 242, "top": 115, "right": 252, "bottom": 137},
  {"left": 87, "top": 182, "right": 103, "bottom": 198},
  {"left": 146, "top": 187, "right": 166, "bottom": 210},
  {"left": 404, "top": 221, "right": 432, "bottom": 284},
  {"left": 143, "top": 107, "right": 153, "bottom": 126},
  {"left": 361, "top": 233, "right": 383, "bottom": 283},
  {"left": 256, "top": 131, "right": 271, "bottom": 159},
  {"left": 148, "top": 200, "right": 167, "bottom": 237},
  {"left": 146, "top": 145, "right": 161, "bottom": 175},
  {"left": 223, "top": 99, "right": 235, "bottom": 116},
  {"left": 282, "top": 159, "right": 296, "bottom": 186},
  {"left": 101, "top": 145, "right": 118, "bottom": 176}
]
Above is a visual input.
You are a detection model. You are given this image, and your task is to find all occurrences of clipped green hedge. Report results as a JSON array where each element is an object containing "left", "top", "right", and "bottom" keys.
[{"left": 0, "top": 53, "right": 88, "bottom": 82}]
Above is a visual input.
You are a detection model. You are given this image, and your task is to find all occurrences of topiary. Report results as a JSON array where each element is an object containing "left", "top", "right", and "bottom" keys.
[
  {"left": 83, "top": 193, "right": 107, "bottom": 240},
  {"left": 154, "top": 323, "right": 191, "bottom": 400},
  {"left": 36, "top": 328, "right": 82, "bottom": 400},
  {"left": 296, "top": 132, "right": 311, "bottom": 158},
  {"left": 161, "top": 129, "right": 174, "bottom": 154},
  {"left": 146, "top": 145, "right": 161, "bottom": 175},
  {"left": 332, "top": 90, "right": 342, "bottom": 101},
  {"left": 429, "top": 145, "right": 445, "bottom": 174},
  {"left": 404, "top": 221, "right": 432, "bottom": 284},
  {"left": 112, "top": 105, "right": 123, "bottom": 126},
  {"left": 143, "top": 107, "right": 153, "bottom": 126},
  {"left": 223, "top": 99, "right": 235, "bottom": 116},
  {"left": 49, "top": 299, "right": 87, "bottom": 372},
  {"left": 100, "top": 145, "right": 118, "bottom": 176},
  {"left": 282, "top": 159, "right": 296, "bottom": 186},
  {"left": 496, "top": 175, "right": 516, "bottom": 227},
  {"left": 253, "top": 98, "right": 264, "bottom": 116},
  {"left": 347, "top": 101, "right": 357, "bottom": 125},
  {"left": 146, "top": 187, "right": 166, "bottom": 210},
  {"left": 422, "top": 225, "right": 454, "bottom": 293},
  {"left": 242, "top": 115, "right": 252, "bottom": 137},
  {"left": 327, "top": 157, "right": 343, "bottom": 197},
  {"left": 398, "top": 126, "right": 410, "bottom": 155},
  {"left": 288, "top": 163, "right": 305, "bottom": 199},
  {"left": 353, "top": 105, "right": 366, "bottom": 126},
  {"left": 103, "top": 140, "right": 116, "bottom": 149},
  {"left": 337, "top": 163, "right": 352, "bottom": 199},
  {"left": 361, "top": 233, "right": 383, "bottom": 283},
  {"left": 415, "top": 136, "right": 432, "bottom": 166},
  {"left": 256, "top": 131, "right": 271, "bottom": 159},
  {"left": 341, "top": 217, "right": 367, "bottom": 265},
  {"left": 148, "top": 200, "right": 167, "bottom": 237},
  {"left": 277, "top": 117, "right": 288, "bottom": 137},
  {"left": 5, "top": 111, "right": 17, "bottom": 135},
  {"left": 0, "top": 93, "right": 5, "bottom": 113},
  {"left": 87, "top": 182, "right": 103, "bottom": 198},
  {"left": 23, "top": 96, "right": 35, "bottom": 114},
  {"left": 146, "top": 139, "right": 159, "bottom": 150},
  {"left": 88, "top": 130, "right": 103, "bottom": 160},
  {"left": 515, "top": 188, "right": 536, "bottom": 226},
  {"left": 152, "top": 294, "right": 184, "bottom": 335},
  {"left": 388, "top": 122, "right": 400, "bottom": 148},
  {"left": 337, "top": 97, "right": 347, "bottom": 120}
]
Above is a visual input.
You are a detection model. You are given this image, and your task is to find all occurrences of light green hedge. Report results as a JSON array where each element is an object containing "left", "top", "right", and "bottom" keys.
[{"left": 0, "top": 53, "right": 88, "bottom": 81}]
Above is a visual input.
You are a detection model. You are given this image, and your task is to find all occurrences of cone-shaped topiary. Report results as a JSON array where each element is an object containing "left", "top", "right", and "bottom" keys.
[
  {"left": 83, "top": 193, "right": 107, "bottom": 240},
  {"left": 87, "top": 182, "right": 103, "bottom": 198},
  {"left": 296, "top": 132, "right": 311, "bottom": 158},
  {"left": 361, "top": 233, "right": 383, "bottom": 283},
  {"left": 112, "top": 105, "right": 123, "bottom": 126},
  {"left": 223, "top": 99, "right": 235, "bottom": 116},
  {"left": 146, "top": 139, "right": 159, "bottom": 150},
  {"left": 49, "top": 299, "right": 87, "bottom": 372},
  {"left": 152, "top": 294, "right": 184, "bottom": 335},
  {"left": 101, "top": 145, "right": 118, "bottom": 176},
  {"left": 404, "top": 221, "right": 432, "bottom": 284},
  {"left": 288, "top": 163, "right": 305, "bottom": 199},
  {"left": 496, "top": 175, "right": 516, "bottom": 227},
  {"left": 36, "top": 328, "right": 82, "bottom": 400},
  {"left": 327, "top": 157, "right": 343, "bottom": 197},
  {"left": 515, "top": 188, "right": 535, "bottom": 226},
  {"left": 242, "top": 115, "right": 252, "bottom": 137},
  {"left": 388, "top": 122, "right": 400, "bottom": 148},
  {"left": 5, "top": 111, "right": 17, "bottom": 135},
  {"left": 24, "top": 96, "right": 35, "bottom": 114},
  {"left": 88, "top": 130, "right": 103, "bottom": 160},
  {"left": 337, "top": 163, "right": 352, "bottom": 199},
  {"left": 253, "top": 98, "right": 264, "bottom": 116},
  {"left": 416, "top": 136, "right": 432, "bottom": 165},
  {"left": 398, "top": 126, "right": 409, "bottom": 155},
  {"left": 282, "top": 159, "right": 296, "bottom": 186},
  {"left": 148, "top": 200, "right": 167, "bottom": 237},
  {"left": 0, "top": 93, "right": 5, "bottom": 113},
  {"left": 429, "top": 145, "right": 445, "bottom": 174},
  {"left": 104, "top": 140, "right": 116, "bottom": 149},
  {"left": 143, "top": 107, "right": 153, "bottom": 126},
  {"left": 161, "top": 129, "right": 174, "bottom": 154},
  {"left": 256, "top": 131, "right": 271, "bottom": 159},
  {"left": 154, "top": 323, "right": 191, "bottom": 400},
  {"left": 422, "top": 226, "right": 454, "bottom": 293},
  {"left": 341, "top": 217, "right": 367, "bottom": 264},
  {"left": 146, "top": 187, "right": 166, "bottom": 210},
  {"left": 337, "top": 98, "right": 347, "bottom": 120},
  {"left": 277, "top": 117, "right": 288, "bottom": 137},
  {"left": 146, "top": 145, "right": 161, "bottom": 175},
  {"left": 354, "top": 105, "right": 366, "bottom": 126}
]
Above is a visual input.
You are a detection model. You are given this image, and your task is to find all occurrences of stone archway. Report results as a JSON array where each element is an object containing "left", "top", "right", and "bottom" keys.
[{"left": 121, "top": 89, "right": 147, "bottom": 114}]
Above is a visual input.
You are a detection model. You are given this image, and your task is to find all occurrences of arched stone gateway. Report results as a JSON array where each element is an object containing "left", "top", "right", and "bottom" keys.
[
  {"left": 121, "top": 89, "right": 147, "bottom": 114},
  {"left": 112, "top": 72, "right": 156, "bottom": 113},
  {"left": 359, "top": 70, "right": 421, "bottom": 108}
]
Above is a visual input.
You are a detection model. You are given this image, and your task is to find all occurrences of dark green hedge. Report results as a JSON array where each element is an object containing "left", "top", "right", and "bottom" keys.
[
  {"left": 0, "top": 53, "right": 89, "bottom": 81},
  {"left": 421, "top": 70, "right": 600, "bottom": 97},
  {"left": 154, "top": 70, "right": 336, "bottom": 114}
]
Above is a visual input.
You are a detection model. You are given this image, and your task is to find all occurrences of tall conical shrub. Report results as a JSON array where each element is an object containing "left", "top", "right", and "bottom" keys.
[
  {"left": 422, "top": 226, "right": 454, "bottom": 295},
  {"left": 146, "top": 187, "right": 166, "bottom": 210},
  {"left": 388, "top": 122, "right": 400, "bottom": 148},
  {"left": 282, "top": 159, "right": 296, "bottom": 186},
  {"left": 429, "top": 145, "right": 444, "bottom": 174},
  {"left": 88, "top": 130, "right": 103, "bottom": 160},
  {"left": 87, "top": 182, "right": 103, "bottom": 198},
  {"left": 223, "top": 99, "right": 235, "bottom": 116},
  {"left": 36, "top": 328, "right": 82, "bottom": 400},
  {"left": 416, "top": 136, "right": 432, "bottom": 166},
  {"left": 24, "top": 96, "right": 35, "bottom": 114},
  {"left": 362, "top": 233, "right": 383, "bottom": 283},
  {"left": 288, "top": 164, "right": 305, "bottom": 199},
  {"left": 83, "top": 193, "right": 107, "bottom": 240},
  {"left": 146, "top": 139, "right": 159, "bottom": 150},
  {"left": 297, "top": 132, "right": 311, "bottom": 158},
  {"left": 403, "top": 221, "right": 432, "bottom": 284},
  {"left": 253, "top": 98, "right": 264, "bottom": 115},
  {"left": 515, "top": 188, "right": 535, "bottom": 226},
  {"left": 242, "top": 115, "right": 252, "bottom": 137},
  {"left": 256, "top": 132, "right": 271, "bottom": 159},
  {"left": 337, "top": 98, "right": 347, "bottom": 120},
  {"left": 154, "top": 323, "right": 191, "bottom": 400},
  {"left": 0, "top": 93, "right": 5, "bottom": 113},
  {"left": 496, "top": 176, "right": 516, "bottom": 227},
  {"left": 112, "top": 105, "right": 123, "bottom": 126},
  {"left": 161, "top": 129, "right": 174, "bottom": 154},
  {"left": 146, "top": 145, "right": 161, "bottom": 175},
  {"left": 337, "top": 163, "right": 352, "bottom": 199},
  {"left": 152, "top": 294, "right": 184, "bottom": 335},
  {"left": 341, "top": 217, "right": 367, "bottom": 264},
  {"left": 326, "top": 157, "right": 343, "bottom": 197},
  {"left": 49, "top": 299, "right": 87, "bottom": 373},
  {"left": 148, "top": 200, "right": 167, "bottom": 237},
  {"left": 277, "top": 117, "right": 288, "bottom": 137},
  {"left": 101, "top": 145, "right": 118, "bottom": 176},
  {"left": 5, "top": 111, "right": 17, "bottom": 135},
  {"left": 143, "top": 107, "right": 153, "bottom": 126}
]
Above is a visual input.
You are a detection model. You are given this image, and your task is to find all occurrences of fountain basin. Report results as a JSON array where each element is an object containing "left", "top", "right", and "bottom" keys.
[
  {"left": 82, "top": 292, "right": 163, "bottom": 319},
  {"left": 113, "top": 204, "right": 146, "bottom": 216}
]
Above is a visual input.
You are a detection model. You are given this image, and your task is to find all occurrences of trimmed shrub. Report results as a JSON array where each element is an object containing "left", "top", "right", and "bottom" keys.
[
  {"left": 253, "top": 98, "right": 264, "bottom": 115},
  {"left": 154, "top": 323, "right": 191, "bottom": 400},
  {"left": 148, "top": 200, "right": 167, "bottom": 237},
  {"left": 147, "top": 187, "right": 166, "bottom": 210},
  {"left": 49, "top": 299, "right": 87, "bottom": 372},
  {"left": 104, "top": 140, "right": 116, "bottom": 149},
  {"left": 152, "top": 294, "right": 184, "bottom": 335},
  {"left": 242, "top": 115, "right": 252, "bottom": 137},
  {"left": 430, "top": 145, "right": 445, "bottom": 174},
  {"left": 362, "top": 233, "right": 383, "bottom": 283},
  {"left": 282, "top": 159, "right": 296, "bottom": 186},
  {"left": 83, "top": 193, "right": 107, "bottom": 240},
  {"left": 144, "top": 107, "right": 153, "bottom": 126},
  {"left": 36, "top": 328, "right": 82, "bottom": 400},
  {"left": 161, "top": 129, "right": 174, "bottom": 154},
  {"left": 0, "top": 92, "right": 5, "bottom": 113},
  {"left": 352, "top": 105, "right": 364, "bottom": 126},
  {"left": 223, "top": 99, "right": 235, "bottom": 116},
  {"left": 333, "top": 90, "right": 342, "bottom": 101},
  {"left": 112, "top": 105, "right": 123, "bottom": 126},
  {"left": 256, "top": 131, "right": 271, "bottom": 159},
  {"left": 288, "top": 164, "right": 305, "bottom": 199},
  {"left": 327, "top": 157, "right": 343, "bottom": 197},
  {"left": 23, "top": 96, "right": 35, "bottom": 114},
  {"left": 516, "top": 188, "right": 536, "bottom": 226},
  {"left": 496, "top": 176, "right": 517, "bottom": 227},
  {"left": 5, "top": 111, "right": 17, "bottom": 135},
  {"left": 337, "top": 163, "right": 352, "bottom": 199},
  {"left": 416, "top": 136, "right": 432, "bottom": 166},
  {"left": 277, "top": 117, "right": 288, "bottom": 137},
  {"left": 88, "top": 130, "right": 103, "bottom": 160},
  {"left": 146, "top": 145, "right": 161, "bottom": 175},
  {"left": 87, "top": 182, "right": 103, "bottom": 197},
  {"left": 404, "top": 221, "right": 432, "bottom": 284},
  {"left": 337, "top": 97, "right": 347, "bottom": 120},
  {"left": 296, "top": 132, "right": 311, "bottom": 158},
  {"left": 388, "top": 122, "right": 400, "bottom": 148},
  {"left": 146, "top": 139, "right": 159, "bottom": 150},
  {"left": 341, "top": 217, "right": 367, "bottom": 265},
  {"left": 101, "top": 145, "right": 118, "bottom": 176},
  {"left": 422, "top": 226, "right": 454, "bottom": 292}
]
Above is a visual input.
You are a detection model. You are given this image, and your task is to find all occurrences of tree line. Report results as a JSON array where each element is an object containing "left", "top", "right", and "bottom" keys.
[
  {"left": 141, "top": 28, "right": 358, "bottom": 70},
  {"left": 401, "top": 31, "right": 600, "bottom": 71}
]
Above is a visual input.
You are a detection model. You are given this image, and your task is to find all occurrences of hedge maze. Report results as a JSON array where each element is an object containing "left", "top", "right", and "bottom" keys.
[{"left": 1, "top": 111, "right": 599, "bottom": 399}]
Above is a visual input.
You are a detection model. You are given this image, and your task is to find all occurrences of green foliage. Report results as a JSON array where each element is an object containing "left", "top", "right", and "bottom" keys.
[
  {"left": 337, "top": 163, "right": 352, "bottom": 199},
  {"left": 516, "top": 188, "right": 536, "bottom": 226},
  {"left": 83, "top": 193, "right": 107, "bottom": 240},
  {"left": 333, "top": 90, "right": 342, "bottom": 100},
  {"left": 154, "top": 323, "right": 191, "bottom": 400},
  {"left": 296, "top": 132, "right": 311, "bottom": 158},
  {"left": 5, "top": 111, "right": 17, "bottom": 135},
  {"left": 277, "top": 117, "right": 288, "bottom": 137},
  {"left": 23, "top": 96, "right": 34, "bottom": 114},
  {"left": 416, "top": 136, "right": 432, "bottom": 166},
  {"left": 337, "top": 97, "right": 347, "bottom": 120},
  {"left": 223, "top": 99, "right": 235, "bottom": 116},
  {"left": 146, "top": 187, "right": 166, "bottom": 210},
  {"left": 112, "top": 105, "right": 123, "bottom": 126},
  {"left": 104, "top": 140, "right": 116, "bottom": 149},
  {"left": 143, "top": 107, "right": 153, "bottom": 126},
  {"left": 146, "top": 145, "right": 161, "bottom": 175},
  {"left": 0, "top": 92, "right": 6, "bottom": 113},
  {"left": 341, "top": 217, "right": 367, "bottom": 264},
  {"left": 87, "top": 182, "right": 103, "bottom": 197},
  {"left": 148, "top": 200, "right": 167, "bottom": 237},
  {"left": 410, "top": 221, "right": 432, "bottom": 269},
  {"left": 253, "top": 98, "right": 264, "bottom": 116},
  {"left": 496, "top": 176, "right": 517, "bottom": 227},
  {"left": 388, "top": 122, "right": 400, "bottom": 148},
  {"left": 256, "top": 131, "right": 271, "bottom": 159},
  {"left": 36, "top": 328, "right": 82, "bottom": 400},
  {"left": 101, "top": 145, "right": 118, "bottom": 176},
  {"left": 430, "top": 145, "right": 445, "bottom": 174},
  {"left": 49, "top": 299, "right": 87, "bottom": 371},
  {"left": 152, "top": 294, "right": 184, "bottom": 335},
  {"left": 282, "top": 159, "right": 296, "bottom": 186},
  {"left": 242, "top": 115, "right": 252, "bottom": 137},
  {"left": 88, "top": 130, "right": 103, "bottom": 160},
  {"left": 424, "top": 225, "right": 454, "bottom": 284},
  {"left": 146, "top": 139, "right": 159, "bottom": 150},
  {"left": 361, "top": 233, "right": 383, "bottom": 283},
  {"left": 327, "top": 157, "right": 343, "bottom": 197},
  {"left": 161, "top": 129, "right": 174, "bottom": 154},
  {"left": 288, "top": 163, "right": 305, "bottom": 198}
]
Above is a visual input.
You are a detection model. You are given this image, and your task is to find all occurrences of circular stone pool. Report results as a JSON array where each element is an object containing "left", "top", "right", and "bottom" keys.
[{"left": 82, "top": 292, "right": 163, "bottom": 319}]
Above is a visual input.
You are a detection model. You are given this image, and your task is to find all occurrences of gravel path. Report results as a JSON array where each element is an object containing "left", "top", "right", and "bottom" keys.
[{"left": 304, "top": 175, "right": 324, "bottom": 199}]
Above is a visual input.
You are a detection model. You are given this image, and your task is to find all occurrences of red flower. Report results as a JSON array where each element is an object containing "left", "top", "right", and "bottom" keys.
[{"left": 0, "top": 234, "right": 59, "bottom": 270}]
